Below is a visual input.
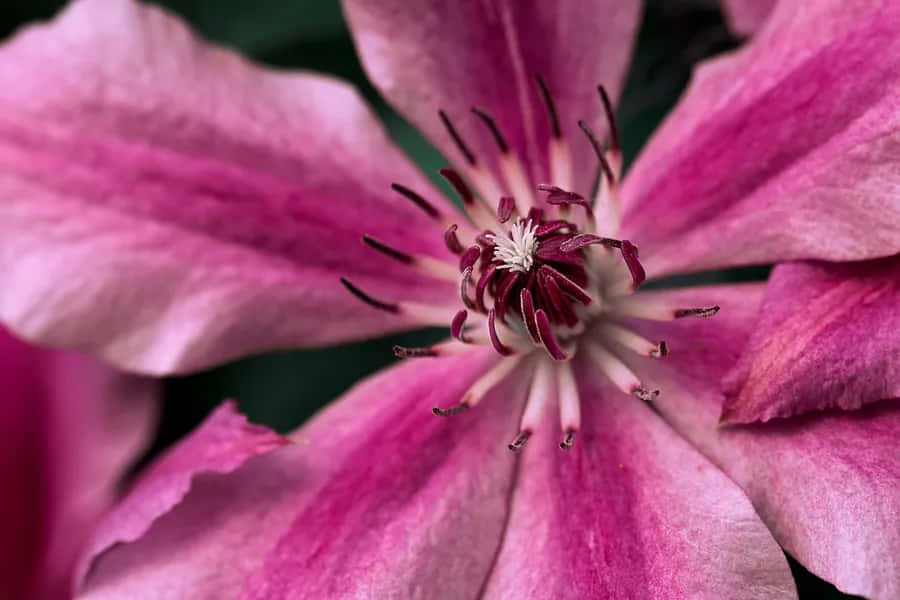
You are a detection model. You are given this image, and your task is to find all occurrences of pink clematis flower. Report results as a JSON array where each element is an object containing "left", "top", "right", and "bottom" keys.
[
  {"left": 0, "top": 326, "right": 156, "bottom": 600},
  {"left": 0, "top": 0, "right": 897, "bottom": 598}
]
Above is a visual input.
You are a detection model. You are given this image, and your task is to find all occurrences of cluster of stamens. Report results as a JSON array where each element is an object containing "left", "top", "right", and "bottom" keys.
[{"left": 341, "top": 77, "right": 719, "bottom": 452}]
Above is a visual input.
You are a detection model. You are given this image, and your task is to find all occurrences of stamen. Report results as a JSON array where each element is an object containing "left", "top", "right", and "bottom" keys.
[
  {"left": 391, "top": 183, "right": 442, "bottom": 221},
  {"left": 459, "top": 266, "right": 475, "bottom": 310},
  {"left": 619, "top": 240, "right": 646, "bottom": 290},
  {"left": 556, "top": 361, "right": 580, "bottom": 448},
  {"left": 585, "top": 342, "right": 658, "bottom": 399},
  {"left": 474, "top": 263, "right": 497, "bottom": 312},
  {"left": 471, "top": 107, "right": 509, "bottom": 153},
  {"left": 535, "top": 74, "right": 561, "bottom": 138},
  {"left": 340, "top": 278, "right": 398, "bottom": 313},
  {"left": 451, "top": 309, "right": 469, "bottom": 342},
  {"left": 560, "top": 233, "right": 622, "bottom": 252},
  {"left": 433, "top": 355, "right": 523, "bottom": 415},
  {"left": 519, "top": 288, "right": 541, "bottom": 344},
  {"left": 362, "top": 235, "right": 459, "bottom": 282},
  {"left": 537, "top": 185, "right": 592, "bottom": 216},
  {"left": 598, "top": 322, "right": 667, "bottom": 358},
  {"left": 487, "top": 309, "right": 514, "bottom": 356},
  {"left": 535, "top": 220, "right": 570, "bottom": 237},
  {"left": 508, "top": 431, "right": 531, "bottom": 453},
  {"left": 393, "top": 340, "right": 476, "bottom": 359},
  {"left": 393, "top": 345, "right": 438, "bottom": 358},
  {"left": 674, "top": 306, "right": 721, "bottom": 318},
  {"left": 438, "top": 109, "right": 476, "bottom": 166},
  {"left": 535, "top": 309, "right": 568, "bottom": 360},
  {"left": 540, "top": 266, "right": 592, "bottom": 305},
  {"left": 578, "top": 120, "right": 615, "bottom": 187},
  {"left": 597, "top": 85, "right": 620, "bottom": 153},
  {"left": 498, "top": 196, "right": 515, "bottom": 223},
  {"left": 444, "top": 224, "right": 464, "bottom": 254},
  {"left": 459, "top": 246, "right": 481, "bottom": 272}
]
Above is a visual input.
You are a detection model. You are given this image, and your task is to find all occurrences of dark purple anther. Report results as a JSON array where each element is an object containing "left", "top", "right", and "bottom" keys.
[
  {"left": 444, "top": 224, "right": 464, "bottom": 254},
  {"left": 451, "top": 309, "right": 468, "bottom": 342},
  {"left": 459, "top": 245, "right": 481, "bottom": 272},
  {"left": 620, "top": 240, "right": 646, "bottom": 289}
]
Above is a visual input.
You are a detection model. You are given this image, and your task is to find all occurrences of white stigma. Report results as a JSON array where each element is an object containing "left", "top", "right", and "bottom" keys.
[{"left": 488, "top": 219, "right": 539, "bottom": 273}]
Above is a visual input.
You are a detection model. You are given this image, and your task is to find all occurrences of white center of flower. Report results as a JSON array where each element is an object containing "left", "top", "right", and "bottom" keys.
[{"left": 488, "top": 219, "right": 539, "bottom": 273}]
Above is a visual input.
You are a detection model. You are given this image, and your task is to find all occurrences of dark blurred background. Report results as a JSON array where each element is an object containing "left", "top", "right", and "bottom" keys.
[{"left": 0, "top": 2, "right": 857, "bottom": 598}]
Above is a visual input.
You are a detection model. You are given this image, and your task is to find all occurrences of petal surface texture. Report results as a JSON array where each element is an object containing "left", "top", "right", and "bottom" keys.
[
  {"left": 0, "top": 326, "right": 156, "bottom": 600},
  {"left": 628, "top": 285, "right": 900, "bottom": 600},
  {"left": 722, "top": 256, "right": 900, "bottom": 424},
  {"left": 343, "top": 0, "right": 641, "bottom": 196},
  {"left": 622, "top": 0, "right": 900, "bottom": 276},
  {"left": 0, "top": 0, "right": 457, "bottom": 375},
  {"left": 80, "top": 351, "right": 524, "bottom": 599},
  {"left": 480, "top": 360, "right": 797, "bottom": 599}
]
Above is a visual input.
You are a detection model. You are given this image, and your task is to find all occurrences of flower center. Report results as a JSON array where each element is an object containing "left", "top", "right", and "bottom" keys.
[{"left": 342, "top": 79, "right": 720, "bottom": 452}]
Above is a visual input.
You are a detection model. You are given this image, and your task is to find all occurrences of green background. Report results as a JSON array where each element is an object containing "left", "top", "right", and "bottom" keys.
[{"left": 0, "top": 2, "right": 858, "bottom": 598}]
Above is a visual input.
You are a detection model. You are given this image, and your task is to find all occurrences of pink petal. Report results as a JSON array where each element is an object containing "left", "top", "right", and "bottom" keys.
[
  {"left": 0, "top": 326, "right": 156, "bottom": 600},
  {"left": 80, "top": 351, "right": 521, "bottom": 599},
  {"left": 81, "top": 400, "right": 287, "bottom": 582},
  {"left": 721, "top": 256, "right": 900, "bottom": 424},
  {"left": 720, "top": 0, "right": 776, "bottom": 37},
  {"left": 343, "top": 0, "right": 640, "bottom": 196},
  {"left": 627, "top": 284, "right": 900, "bottom": 599},
  {"left": 0, "top": 0, "right": 458, "bottom": 376},
  {"left": 481, "top": 363, "right": 796, "bottom": 599},
  {"left": 621, "top": 1, "right": 900, "bottom": 277}
]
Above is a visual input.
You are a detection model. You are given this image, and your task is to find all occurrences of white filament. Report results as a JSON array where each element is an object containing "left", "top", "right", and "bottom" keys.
[{"left": 488, "top": 219, "right": 539, "bottom": 273}]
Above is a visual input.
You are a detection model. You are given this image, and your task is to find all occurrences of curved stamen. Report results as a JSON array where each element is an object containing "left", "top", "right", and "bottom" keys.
[
  {"left": 438, "top": 109, "right": 476, "bottom": 166},
  {"left": 560, "top": 233, "right": 622, "bottom": 252},
  {"left": 535, "top": 309, "right": 568, "bottom": 360},
  {"left": 535, "top": 220, "right": 571, "bottom": 237},
  {"left": 597, "top": 85, "right": 620, "bottom": 153},
  {"left": 619, "top": 240, "right": 646, "bottom": 290},
  {"left": 340, "top": 278, "right": 398, "bottom": 313},
  {"left": 578, "top": 120, "right": 615, "bottom": 187},
  {"left": 536, "top": 74, "right": 561, "bottom": 138},
  {"left": 541, "top": 265, "right": 592, "bottom": 305},
  {"left": 471, "top": 107, "right": 509, "bottom": 153},
  {"left": 391, "top": 183, "right": 442, "bottom": 221},
  {"left": 444, "top": 224, "right": 464, "bottom": 254},
  {"left": 474, "top": 263, "right": 497, "bottom": 313},
  {"left": 487, "top": 309, "right": 514, "bottom": 356},
  {"left": 451, "top": 310, "right": 469, "bottom": 342},
  {"left": 538, "top": 185, "right": 592, "bottom": 216},
  {"left": 519, "top": 288, "right": 541, "bottom": 344},
  {"left": 459, "top": 266, "right": 475, "bottom": 310},
  {"left": 459, "top": 246, "right": 481, "bottom": 272}
]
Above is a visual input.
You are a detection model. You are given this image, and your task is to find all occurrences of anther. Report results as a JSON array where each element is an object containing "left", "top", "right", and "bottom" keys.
[
  {"left": 440, "top": 167, "right": 476, "bottom": 205},
  {"left": 438, "top": 109, "right": 476, "bottom": 166},
  {"left": 451, "top": 310, "right": 469, "bottom": 342},
  {"left": 433, "top": 403, "right": 469, "bottom": 417},
  {"left": 537, "top": 185, "right": 593, "bottom": 215},
  {"left": 391, "top": 183, "right": 442, "bottom": 220},
  {"left": 393, "top": 345, "right": 438, "bottom": 358},
  {"left": 536, "top": 74, "right": 561, "bottom": 138},
  {"left": 459, "top": 266, "right": 475, "bottom": 310},
  {"left": 340, "top": 278, "right": 398, "bottom": 313},
  {"left": 578, "top": 120, "right": 615, "bottom": 186},
  {"left": 508, "top": 430, "right": 532, "bottom": 453},
  {"left": 620, "top": 240, "right": 646, "bottom": 289},
  {"left": 471, "top": 107, "right": 509, "bottom": 153},
  {"left": 488, "top": 309, "right": 514, "bottom": 356},
  {"left": 597, "top": 85, "right": 620, "bottom": 153},
  {"left": 444, "top": 224, "right": 464, "bottom": 254},
  {"left": 674, "top": 306, "right": 721, "bottom": 318},
  {"left": 559, "top": 429, "right": 576, "bottom": 450},
  {"left": 498, "top": 196, "right": 515, "bottom": 223},
  {"left": 459, "top": 246, "right": 481, "bottom": 272},
  {"left": 520, "top": 288, "right": 541, "bottom": 344},
  {"left": 652, "top": 341, "right": 668, "bottom": 358},
  {"left": 362, "top": 235, "right": 412, "bottom": 264},
  {"left": 535, "top": 309, "right": 568, "bottom": 360},
  {"left": 631, "top": 386, "right": 660, "bottom": 402},
  {"left": 560, "top": 233, "right": 622, "bottom": 252}
]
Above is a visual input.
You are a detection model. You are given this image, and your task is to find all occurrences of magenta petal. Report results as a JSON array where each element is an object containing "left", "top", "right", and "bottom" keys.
[
  {"left": 622, "top": 1, "right": 900, "bottom": 276},
  {"left": 481, "top": 363, "right": 796, "bottom": 599},
  {"left": 343, "top": 0, "right": 640, "bottom": 195},
  {"left": 80, "top": 351, "right": 522, "bottom": 599},
  {"left": 627, "top": 285, "right": 900, "bottom": 600},
  {"left": 0, "top": 0, "right": 457, "bottom": 375},
  {"left": 722, "top": 256, "right": 900, "bottom": 424},
  {"left": 82, "top": 400, "right": 287, "bottom": 580},
  {"left": 0, "top": 326, "right": 156, "bottom": 600},
  {"left": 720, "top": 0, "right": 776, "bottom": 36}
]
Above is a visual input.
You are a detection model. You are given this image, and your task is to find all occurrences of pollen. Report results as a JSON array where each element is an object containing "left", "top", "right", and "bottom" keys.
[{"left": 487, "top": 219, "right": 539, "bottom": 273}]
